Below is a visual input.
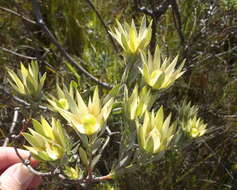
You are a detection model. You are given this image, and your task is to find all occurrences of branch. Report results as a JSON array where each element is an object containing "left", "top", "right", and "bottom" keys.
[
  {"left": 133, "top": 0, "right": 176, "bottom": 53},
  {"left": 171, "top": 0, "right": 185, "bottom": 45},
  {"left": 30, "top": 0, "right": 113, "bottom": 89},
  {"left": 84, "top": 0, "right": 119, "bottom": 53},
  {"left": 2, "top": 107, "right": 20, "bottom": 147},
  {"left": 0, "top": 6, "right": 36, "bottom": 24},
  {"left": 13, "top": 146, "right": 53, "bottom": 176},
  {"left": 0, "top": 46, "right": 38, "bottom": 60},
  {"left": 0, "top": 87, "right": 48, "bottom": 110},
  {"left": 13, "top": 143, "right": 113, "bottom": 183},
  {"left": 13, "top": 146, "right": 70, "bottom": 180}
]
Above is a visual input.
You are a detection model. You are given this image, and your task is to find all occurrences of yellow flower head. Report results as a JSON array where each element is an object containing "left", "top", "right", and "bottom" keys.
[
  {"left": 48, "top": 85, "right": 114, "bottom": 135},
  {"left": 109, "top": 16, "right": 152, "bottom": 55},
  {"left": 182, "top": 116, "right": 207, "bottom": 138},
  {"left": 139, "top": 45, "right": 185, "bottom": 90},
  {"left": 64, "top": 166, "right": 81, "bottom": 180},
  {"left": 23, "top": 117, "right": 70, "bottom": 161},
  {"left": 7, "top": 61, "right": 46, "bottom": 101},
  {"left": 136, "top": 106, "right": 176, "bottom": 154},
  {"left": 124, "top": 85, "right": 153, "bottom": 120}
]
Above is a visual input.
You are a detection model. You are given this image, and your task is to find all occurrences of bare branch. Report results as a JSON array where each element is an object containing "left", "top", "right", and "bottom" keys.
[
  {"left": 30, "top": 0, "right": 113, "bottom": 89},
  {"left": 2, "top": 107, "right": 20, "bottom": 147},
  {"left": 13, "top": 146, "right": 53, "bottom": 176},
  {"left": 0, "top": 47, "right": 38, "bottom": 60},
  {"left": 84, "top": 0, "right": 119, "bottom": 53},
  {"left": 171, "top": 0, "right": 185, "bottom": 45},
  {"left": 0, "top": 87, "right": 48, "bottom": 111},
  {"left": 0, "top": 6, "right": 36, "bottom": 24}
]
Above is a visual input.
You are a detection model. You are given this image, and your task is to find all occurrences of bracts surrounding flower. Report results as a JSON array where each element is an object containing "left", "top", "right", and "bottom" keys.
[
  {"left": 139, "top": 45, "right": 185, "bottom": 90},
  {"left": 7, "top": 61, "right": 46, "bottom": 101},
  {"left": 182, "top": 116, "right": 207, "bottom": 138},
  {"left": 109, "top": 16, "right": 152, "bottom": 55},
  {"left": 47, "top": 85, "right": 114, "bottom": 136},
  {"left": 22, "top": 117, "right": 70, "bottom": 161},
  {"left": 136, "top": 106, "right": 176, "bottom": 154},
  {"left": 124, "top": 85, "right": 154, "bottom": 120}
]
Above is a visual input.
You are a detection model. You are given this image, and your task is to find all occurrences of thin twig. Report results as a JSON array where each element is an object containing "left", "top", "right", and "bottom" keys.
[
  {"left": 150, "top": 17, "right": 157, "bottom": 54},
  {"left": 92, "top": 174, "right": 113, "bottom": 182},
  {"left": 84, "top": 0, "right": 118, "bottom": 53},
  {"left": 2, "top": 107, "right": 20, "bottom": 147},
  {"left": 0, "top": 47, "right": 38, "bottom": 60},
  {"left": 13, "top": 143, "right": 113, "bottom": 185},
  {"left": 0, "top": 87, "right": 48, "bottom": 111},
  {"left": 13, "top": 146, "right": 53, "bottom": 176},
  {"left": 0, "top": 6, "right": 36, "bottom": 24},
  {"left": 133, "top": 0, "right": 176, "bottom": 53},
  {"left": 30, "top": 0, "right": 113, "bottom": 89},
  {"left": 13, "top": 146, "right": 70, "bottom": 179},
  {"left": 186, "top": 46, "right": 237, "bottom": 71},
  {"left": 171, "top": 0, "right": 185, "bottom": 45}
]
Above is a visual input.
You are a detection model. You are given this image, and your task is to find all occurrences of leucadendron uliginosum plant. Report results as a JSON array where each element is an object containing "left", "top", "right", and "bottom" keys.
[
  {"left": 183, "top": 116, "right": 207, "bottom": 138},
  {"left": 4, "top": 14, "right": 208, "bottom": 188},
  {"left": 109, "top": 16, "right": 153, "bottom": 86}
]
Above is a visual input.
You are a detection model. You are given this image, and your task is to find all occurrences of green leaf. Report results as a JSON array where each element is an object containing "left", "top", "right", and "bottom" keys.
[{"left": 79, "top": 147, "right": 89, "bottom": 167}]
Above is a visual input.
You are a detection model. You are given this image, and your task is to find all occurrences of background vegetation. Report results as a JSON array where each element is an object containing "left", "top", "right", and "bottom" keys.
[{"left": 0, "top": 0, "right": 237, "bottom": 189}]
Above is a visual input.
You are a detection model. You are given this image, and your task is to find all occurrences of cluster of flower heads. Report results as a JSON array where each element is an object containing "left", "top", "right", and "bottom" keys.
[
  {"left": 6, "top": 15, "right": 207, "bottom": 161},
  {"left": 21, "top": 84, "right": 114, "bottom": 162},
  {"left": 110, "top": 16, "right": 207, "bottom": 154}
]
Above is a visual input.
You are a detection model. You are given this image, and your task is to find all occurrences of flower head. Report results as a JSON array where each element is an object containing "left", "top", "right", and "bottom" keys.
[
  {"left": 109, "top": 16, "right": 152, "bottom": 55},
  {"left": 124, "top": 85, "right": 153, "bottom": 120},
  {"left": 23, "top": 117, "right": 70, "bottom": 161},
  {"left": 139, "top": 45, "right": 185, "bottom": 90},
  {"left": 7, "top": 61, "right": 46, "bottom": 101},
  {"left": 48, "top": 85, "right": 114, "bottom": 135},
  {"left": 136, "top": 106, "right": 176, "bottom": 154},
  {"left": 176, "top": 100, "right": 199, "bottom": 122},
  {"left": 182, "top": 116, "right": 207, "bottom": 138},
  {"left": 64, "top": 166, "right": 81, "bottom": 180}
]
